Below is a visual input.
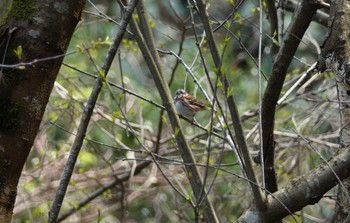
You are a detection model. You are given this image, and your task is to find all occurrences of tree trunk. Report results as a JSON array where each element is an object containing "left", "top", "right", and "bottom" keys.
[
  {"left": 319, "top": 1, "right": 350, "bottom": 222},
  {"left": 0, "top": 1, "right": 85, "bottom": 222}
]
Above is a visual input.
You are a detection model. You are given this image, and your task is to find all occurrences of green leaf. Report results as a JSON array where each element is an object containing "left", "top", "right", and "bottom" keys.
[
  {"left": 99, "top": 70, "right": 106, "bottom": 81},
  {"left": 234, "top": 13, "right": 241, "bottom": 20},
  {"left": 14, "top": 45, "right": 22, "bottom": 59},
  {"left": 76, "top": 44, "right": 84, "bottom": 52}
]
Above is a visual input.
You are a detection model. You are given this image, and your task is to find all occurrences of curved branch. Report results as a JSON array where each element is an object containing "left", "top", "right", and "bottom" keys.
[
  {"left": 285, "top": 0, "right": 329, "bottom": 27},
  {"left": 261, "top": 0, "right": 321, "bottom": 193},
  {"left": 238, "top": 145, "right": 350, "bottom": 222}
]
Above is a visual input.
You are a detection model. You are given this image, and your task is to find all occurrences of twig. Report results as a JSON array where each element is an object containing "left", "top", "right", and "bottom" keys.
[
  {"left": 57, "top": 160, "right": 152, "bottom": 222},
  {"left": 48, "top": 1, "right": 139, "bottom": 222},
  {"left": 195, "top": 0, "right": 267, "bottom": 211},
  {"left": 62, "top": 62, "right": 165, "bottom": 110},
  {"left": 258, "top": 0, "right": 265, "bottom": 189},
  {"left": 86, "top": 0, "right": 133, "bottom": 35},
  {"left": 129, "top": 2, "right": 219, "bottom": 221},
  {"left": 245, "top": 65, "right": 322, "bottom": 144}
]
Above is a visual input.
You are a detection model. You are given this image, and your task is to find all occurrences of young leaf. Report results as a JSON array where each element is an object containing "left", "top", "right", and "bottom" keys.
[{"left": 14, "top": 45, "right": 22, "bottom": 59}]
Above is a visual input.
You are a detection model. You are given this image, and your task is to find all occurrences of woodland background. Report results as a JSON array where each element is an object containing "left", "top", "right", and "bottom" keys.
[{"left": 0, "top": 0, "right": 348, "bottom": 222}]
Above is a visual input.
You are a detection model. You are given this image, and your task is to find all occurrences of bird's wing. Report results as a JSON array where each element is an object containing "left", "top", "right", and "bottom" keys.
[{"left": 183, "top": 95, "right": 206, "bottom": 111}]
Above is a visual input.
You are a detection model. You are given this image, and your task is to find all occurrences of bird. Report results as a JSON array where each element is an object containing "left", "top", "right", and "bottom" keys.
[{"left": 174, "top": 89, "right": 206, "bottom": 121}]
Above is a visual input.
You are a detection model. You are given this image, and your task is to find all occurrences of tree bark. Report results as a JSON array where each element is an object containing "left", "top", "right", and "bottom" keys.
[
  {"left": 261, "top": 0, "right": 320, "bottom": 193},
  {"left": 319, "top": 1, "right": 350, "bottom": 222},
  {"left": 0, "top": 1, "right": 85, "bottom": 222},
  {"left": 237, "top": 145, "right": 350, "bottom": 222}
]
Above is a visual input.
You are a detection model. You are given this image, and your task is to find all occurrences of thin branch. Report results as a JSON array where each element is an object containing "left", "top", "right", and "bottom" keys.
[
  {"left": 48, "top": 1, "right": 139, "bottom": 222},
  {"left": 277, "top": 62, "right": 317, "bottom": 105},
  {"left": 62, "top": 62, "right": 165, "bottom": 110},
  {"left": 128, "top": 1, "right": 219, "bottom": 221},
  {"left": 103, "top": 72, "right": 193, "bottom": 206},
  {"left": 258, "top": 0, "right": 265, "bottom": 189},
  {"left": 274, "top": 131, "right": 339, "bottom": 148},
  {"left": 0, "top": 50, "right": 77, "bottom": 68},
  {"left": 57, "top": 160, "right": 152, "bottom": 222},
  {"left": 86, "top": 0, "right": 133, "bottom": 35},
  {"left": 194, "top": 0, "right": 267, "bottom": 211}
]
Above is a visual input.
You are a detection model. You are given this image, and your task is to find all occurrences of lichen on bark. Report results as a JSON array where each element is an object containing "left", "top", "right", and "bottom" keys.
[{"left": 1, "top": 0, "right": 37, "bottom": 24}]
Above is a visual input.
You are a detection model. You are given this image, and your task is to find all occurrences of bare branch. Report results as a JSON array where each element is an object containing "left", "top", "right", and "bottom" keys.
[
  {"left": 128, "top": 1, "right": 219, "bottom": 221},
  {"left": 238, "top": 146, "right": 350, "bottom": 222},
  {"left": 261, "top": 0, "right": 320, "bottom": 193},
  {"left": 48, "top": 1, "right": 139, "bottom": 222},
  {"left": 194, "top": 0, "right": 267, "bottom": 212}
]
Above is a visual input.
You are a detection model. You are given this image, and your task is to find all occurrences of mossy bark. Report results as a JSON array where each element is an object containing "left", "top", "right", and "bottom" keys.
[{"left": 0, "top": 0, "right": 86, "bottom": 222}]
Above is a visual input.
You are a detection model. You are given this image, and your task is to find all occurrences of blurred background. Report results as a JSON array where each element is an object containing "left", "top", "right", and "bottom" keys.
[{"left": 11, "top": 0, "right": 336, "bottom": 222}]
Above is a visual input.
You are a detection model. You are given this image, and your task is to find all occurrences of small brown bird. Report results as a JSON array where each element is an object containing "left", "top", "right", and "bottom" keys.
[{"left": 174, "top": 89, "right": 206, "bottom": 120}]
